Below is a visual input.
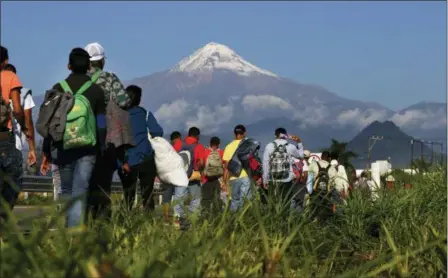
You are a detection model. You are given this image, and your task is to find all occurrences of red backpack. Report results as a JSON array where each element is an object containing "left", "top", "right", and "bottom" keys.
[{"left": 292, "top": 159, "right": 307, "bottom": 184}]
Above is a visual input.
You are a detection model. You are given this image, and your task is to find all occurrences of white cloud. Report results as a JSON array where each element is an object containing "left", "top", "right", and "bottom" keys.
[
  {"left": 390, "top": 109, "right": 447, "bottom": 130},
  {"left": 155, "top": 99, "right": 234, "bottom": 133},
  {"left": 155, "top": 99, "right": 189, "bottom": 123},
  {"left": 337, "top": 108, "right": 389, "bottom": 128},
  {"left": 241, "top": 95, "right": 293, "bottom": 112},
  {"left": 292, "top": 105, "right": 329, "bottom": 126},
  {"left": 186, "top": 104, "right": 234, "bottom": 133}
]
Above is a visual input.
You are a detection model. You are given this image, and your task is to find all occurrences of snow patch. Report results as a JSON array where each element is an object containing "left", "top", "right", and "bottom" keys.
[{"left": 171, "top": 42, "right": 278, "bottom": 78}]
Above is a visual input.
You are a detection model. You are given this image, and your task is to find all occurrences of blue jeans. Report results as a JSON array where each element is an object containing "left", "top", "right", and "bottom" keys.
[
  {"left": 173, "top": 182, "right": 202, "bottom": 218},
  {"left": 51, "top": 164, "right": 61, "bottom": 201},
  {"left": 58, "top": 155, "right": 96, "bottom": 227},
  {"left": 229, "top": 177, "right": 252, "bottom": 213}
]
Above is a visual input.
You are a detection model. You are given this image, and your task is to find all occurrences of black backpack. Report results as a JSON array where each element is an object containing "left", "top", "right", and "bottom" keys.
[
  {"left": 179, "top": 143, "right": 196, "bottom": 178},
  {"left": 314, "top": 162, "right": 332, "bottom": 192}
]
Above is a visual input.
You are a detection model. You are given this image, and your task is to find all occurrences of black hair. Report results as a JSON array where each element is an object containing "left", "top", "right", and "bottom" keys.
[
  {"left": 234, "top": 124, "right": 246, "bottom": 136},
  {"left": 69, "top": 47, "right": 90, "bottom": 74},
  {"left": 91, "top": 59, "right": 105, "bottom": 70},
  {"left": 330, "top": 152, "right": 339, "bottom": 161},
  {"left": 126, "top": 85, "right": 142, "bottom": 107},
  {"left": 321, "top": 151, "right": 331, "bottom": 161},
  {"left": 275, "top": 127, "right": 287, "bottom": 138},
  {"left": 210, "top": 136, "right": 220, "bottom": 147},
  {"left": 4, "top": 64, "right": 16, "bottom": 74},
  {"left": 170, "top": 131, "right": 181, "bottom": 141},
  {"left": 188, "top": 127, "right": 200, "bottom": 137},
  {"left": 0, "top": 45, "right": 9, "bottom": 65}
]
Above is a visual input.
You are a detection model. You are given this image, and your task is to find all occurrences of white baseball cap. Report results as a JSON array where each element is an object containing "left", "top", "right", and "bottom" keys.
[{"left": 84, "top": 42, "right": 105, "bottom": 61}]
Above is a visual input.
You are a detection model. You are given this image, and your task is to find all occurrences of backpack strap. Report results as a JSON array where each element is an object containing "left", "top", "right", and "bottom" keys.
[
  {"left": 75, "top": 81, "right": 93, "bottom": 96},
  {"left": 59, "top": 80, "right": 72, "bottom": 94},
  {"left": 91, "top": 70, "right": 102, "bottom": 83}
]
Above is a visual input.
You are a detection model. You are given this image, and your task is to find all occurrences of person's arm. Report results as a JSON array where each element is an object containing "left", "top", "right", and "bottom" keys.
[
  {"left": 289, "top": 141, "right": 304, "bottom": 159},
  {"left": 146, "top": 111, "right": 163, "bottom": 137},
  {"left": 262, "top": 144, "right": 273, "bottom": 186},
  {"left": 10, "top": 89, "right": 26, "bottom": 133},
  {"left": 222, "top": 146, "right": 231, "bottom": 185},
  {"left": 23, "top": 92, "right": 36, "bottom": 154},
  {"left": 109, "top": 73, "right": 131, "bottom": 109}
]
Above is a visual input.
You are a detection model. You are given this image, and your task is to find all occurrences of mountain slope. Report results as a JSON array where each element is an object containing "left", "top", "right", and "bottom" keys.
[
  {"left": 346, "top": 121, "right": 433, "bottom": 168},
  {"left": 125, "top": 42, "right": 393, "bottom": 135}
]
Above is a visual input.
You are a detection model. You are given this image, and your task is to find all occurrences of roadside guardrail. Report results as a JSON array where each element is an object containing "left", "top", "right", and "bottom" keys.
[{"left": 20, "top": 175, "right": 164, "bottom": 203}]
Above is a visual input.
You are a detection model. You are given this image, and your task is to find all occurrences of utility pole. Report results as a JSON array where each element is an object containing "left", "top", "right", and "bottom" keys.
[{"left": 367, "top": 135, "right": 383, "bottom": 168}]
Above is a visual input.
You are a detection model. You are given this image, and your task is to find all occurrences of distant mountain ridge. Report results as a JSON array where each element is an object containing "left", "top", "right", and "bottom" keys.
[
  {"left": 31, "top": 42, "right": 446, "bottom": 157},
  {"left": 347, "top": 121, "right": 436, "bottom": 168}
]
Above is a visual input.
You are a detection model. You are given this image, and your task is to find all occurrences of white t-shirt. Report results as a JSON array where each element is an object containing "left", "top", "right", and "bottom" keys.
[{"left": 11, "top": 88, "right": 35, "bottom": 151}]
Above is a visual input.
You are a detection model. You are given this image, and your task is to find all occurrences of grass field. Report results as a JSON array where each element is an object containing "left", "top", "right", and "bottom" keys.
[{"left": 1, "top": 168, "right": 446, "bottom": 278}]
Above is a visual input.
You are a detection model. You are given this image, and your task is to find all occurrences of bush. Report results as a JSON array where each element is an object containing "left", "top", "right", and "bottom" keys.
[{"left": 1, "top": 170, "right": 446, "bottom": 277}]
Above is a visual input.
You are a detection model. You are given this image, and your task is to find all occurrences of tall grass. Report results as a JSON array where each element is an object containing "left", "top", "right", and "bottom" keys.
[{"left": 1, "top": 169, "right": 446, "bottom": 278}]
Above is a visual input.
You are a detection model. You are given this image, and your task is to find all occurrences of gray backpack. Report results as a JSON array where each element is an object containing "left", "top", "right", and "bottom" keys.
[
  {"left": 36, "top": 88, "right": 74, "bottom": 141},
  {"left": 269, "top": 142, "right": 290, "bottom": 181}
]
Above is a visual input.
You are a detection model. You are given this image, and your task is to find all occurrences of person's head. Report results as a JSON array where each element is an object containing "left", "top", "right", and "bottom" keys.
[
  {"left": 275, "top": 127, "right": 287, "bottom": 138},
  {"left": 210, "top": 136, "right": 220, "bottom": 149},
  {"left": 361, "top": 171, "right": 368, "bottom": 179},
  {"left": 351, "top": 168, "right": 357, "bottom": 179},
  {"left": 126, "top": 85, "right": 142, "bottom": 107},
  {"left": 68, "top": 48, "right": 91, "bottom": 74},
  {"left": 0, "top": 45, "right": 9, "bottom": 69},
  {"left": 321, "top": 151, "right": 331, "bottom": 162},
  {"left": 170, "top": 131, "right": 181, "bottom": 143},
  {"left": 4, "top": 64, "right": 17, "bottom": 74},
  {"left": 331, "top": 152, "right": 339, "bottom": 162},
  {"left": 304, "top": 150, "right": 311, "bottom": 161},
  {"left": 234, "top": 124, "right": 246, "bottom": 140},
  {"left": 188, "top": 127, "right": 200, "bottom": 139},
  {"left": 85, "top": 42, "right": 106, "bottom": 70}
]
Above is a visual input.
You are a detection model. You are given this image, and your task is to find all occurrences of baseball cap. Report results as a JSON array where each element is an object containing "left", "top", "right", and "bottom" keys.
[
  {"left": 234, "top": 125, "right": 246, "bottom": 135},
  {"left": 304, "top": 150, "right": 311, "bottom": 158},
  {"left": 84, "top": 42, "right": 105, "bottom": 61}
]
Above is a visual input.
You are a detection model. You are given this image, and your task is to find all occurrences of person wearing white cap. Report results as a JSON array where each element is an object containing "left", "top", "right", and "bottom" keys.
[
  {"left": 84, "top": 42, "right": 132, "bottom": 221},
  {"left": 84, "top": 42, "right": 131, "bottom": 109}
]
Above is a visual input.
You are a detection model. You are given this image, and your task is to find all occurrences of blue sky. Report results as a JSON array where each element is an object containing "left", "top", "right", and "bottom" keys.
[{"left": 1, "top": 1, "right": 446, "bottom": 110}]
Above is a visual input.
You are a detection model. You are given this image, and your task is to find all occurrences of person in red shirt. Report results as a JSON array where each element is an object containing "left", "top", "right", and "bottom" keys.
[
  {"left": 173, "top": 127, "right": 205, "bottom": 230},
  {"left": 201, "top": 137, "right": 224, "bottom": 212},
  {"left": 171, "top": 131, "right": 182, "bottom": 152}
]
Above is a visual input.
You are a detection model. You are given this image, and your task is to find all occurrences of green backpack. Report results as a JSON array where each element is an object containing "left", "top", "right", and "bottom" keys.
[{"left": 59, "top": 80, "right": 97, "bottom": 150}]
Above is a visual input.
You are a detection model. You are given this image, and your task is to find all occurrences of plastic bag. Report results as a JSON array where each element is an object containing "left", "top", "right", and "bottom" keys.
[{"left": 148, "top": 134, "right": 188, "bottom": 187}]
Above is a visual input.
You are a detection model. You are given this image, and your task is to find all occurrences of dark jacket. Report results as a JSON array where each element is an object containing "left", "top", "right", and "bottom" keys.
[
  {"left": 43, "top": 73, "right": 106, "bottom": 164},
  {"left": 122, "top": 106, "right": 163, "bottom": 167}
]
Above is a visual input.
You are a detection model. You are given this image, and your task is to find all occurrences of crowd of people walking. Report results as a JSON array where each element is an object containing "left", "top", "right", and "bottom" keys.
[{"left": 0, "top": 43, "right": 364, "bottom": 231}]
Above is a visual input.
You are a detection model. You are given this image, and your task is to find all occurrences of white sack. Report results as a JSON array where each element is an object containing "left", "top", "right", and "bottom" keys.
[{"left": 148, "top": 134, "right": 188, "bottom": 187}]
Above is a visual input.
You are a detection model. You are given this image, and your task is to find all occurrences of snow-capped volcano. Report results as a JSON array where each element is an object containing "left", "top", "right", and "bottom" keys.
[{"left": 170, "top": 42, "right": 278, "bottom": 77}]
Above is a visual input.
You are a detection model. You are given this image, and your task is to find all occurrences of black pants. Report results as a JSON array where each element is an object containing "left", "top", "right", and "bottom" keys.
[
  {"left": 0, "top": 137, "right": 23, "bottom": 222},
  {"left": 309, "top": 189, "right": 344, "bottom": 221},
  {"left": 86, "top": 148, "right": 117, "bottom": 221},
  {"left": 117, "top": 158, "right": 157, "bottom": 211},
  {"left": 201, "top": 178, "right": 221, "bottom": 213},
  {"left": 262, "top": 181, "right": 298, "bottom": 207}
]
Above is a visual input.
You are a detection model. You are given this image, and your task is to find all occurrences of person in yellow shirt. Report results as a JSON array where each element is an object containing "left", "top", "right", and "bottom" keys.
[{"left": 223, "top": 125, "right": 252, "bottom": 212}]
